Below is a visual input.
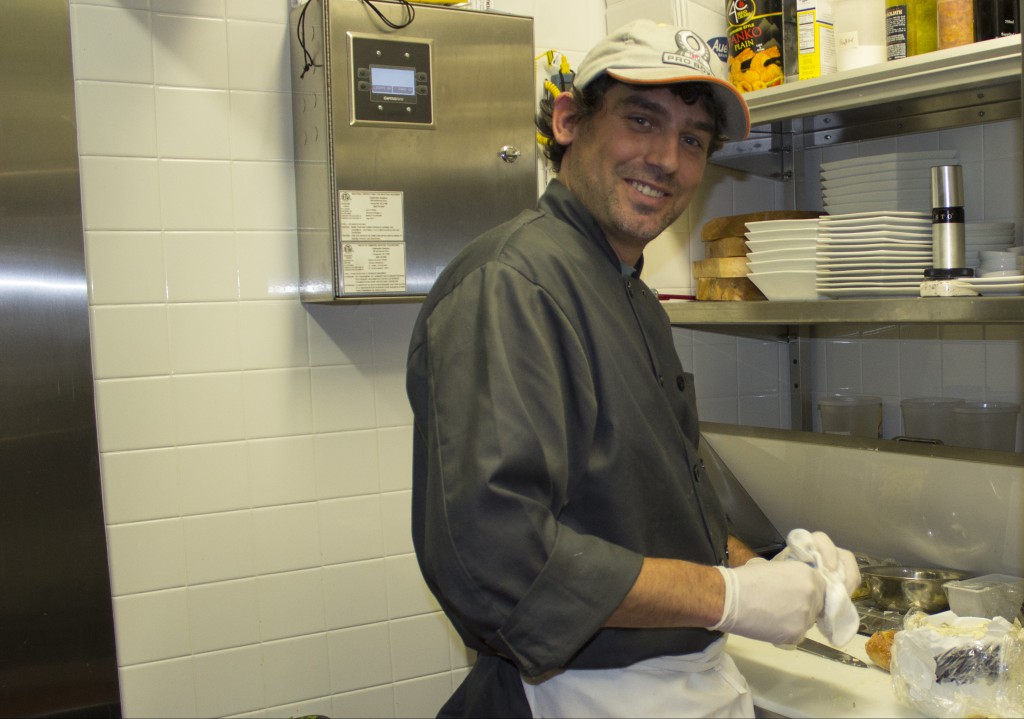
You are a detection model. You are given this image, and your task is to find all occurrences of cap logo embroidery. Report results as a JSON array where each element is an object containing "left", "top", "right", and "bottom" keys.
[{"left": 661, "top": 30, "right": 713, "bottom": 76}]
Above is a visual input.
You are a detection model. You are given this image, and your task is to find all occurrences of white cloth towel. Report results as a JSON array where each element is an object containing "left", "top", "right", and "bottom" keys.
[{"left": 781, "top": 528, "right": 860, "bottom": 647}]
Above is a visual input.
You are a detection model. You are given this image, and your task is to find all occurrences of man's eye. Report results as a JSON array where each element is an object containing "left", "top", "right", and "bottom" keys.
[
  {"left": 629, "top": 116, "right": 653, "bottom": 128},
  {"left": 682, "top": 135, "right": 706, "bottom": 149}
]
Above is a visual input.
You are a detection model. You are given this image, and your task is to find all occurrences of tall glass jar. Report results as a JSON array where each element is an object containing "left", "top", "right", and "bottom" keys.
[
  {"left": 937, "top": 0, "right": 974, "bottom": 48},
  {"left": 910, "top": 0, "right": 938, "bottom": 54},
  {"left": 886, "top": 0, "right": 938, "bottom": 59}
]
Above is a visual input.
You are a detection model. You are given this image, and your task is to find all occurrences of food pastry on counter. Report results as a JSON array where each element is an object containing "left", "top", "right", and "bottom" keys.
[{"left": 865, "top": 629, "right": 896, "bottom": 671}]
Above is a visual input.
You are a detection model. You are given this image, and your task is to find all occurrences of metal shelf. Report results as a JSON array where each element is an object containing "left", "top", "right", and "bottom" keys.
[
  {"left": 663, "top": 296, "right": 1024, "bottom": 329},
  {"left": 744, "top": 35, "right": 1020, "bottom": 126},
  {"left": 711, "top": 35, "right": 1022, "bottom": 177}
]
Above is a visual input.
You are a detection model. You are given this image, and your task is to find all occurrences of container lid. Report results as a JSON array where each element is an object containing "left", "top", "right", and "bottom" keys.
[
  {"left": 951, "top": 401, "right": 1021, "bottom": 414},
  {"left": 818, "top": 395, "right": 882, "bottom": 407},
  {"left": 900, "top": 397, "right": 966, "bottom": 408}
]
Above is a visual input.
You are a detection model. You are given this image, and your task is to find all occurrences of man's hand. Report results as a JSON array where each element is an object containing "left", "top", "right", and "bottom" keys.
[{"left": 710, "top": 560, "right": 827, "bottom": 646}]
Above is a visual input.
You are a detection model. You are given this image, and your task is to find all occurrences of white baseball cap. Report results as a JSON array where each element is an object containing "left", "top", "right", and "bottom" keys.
[{"left": 574, "top": 20, "right": 750, "bottom": 141}]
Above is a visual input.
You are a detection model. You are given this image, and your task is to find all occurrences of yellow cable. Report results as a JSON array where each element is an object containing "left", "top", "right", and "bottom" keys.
[{"left": 543, "top": 79, "right": 561, "bottom": 98}]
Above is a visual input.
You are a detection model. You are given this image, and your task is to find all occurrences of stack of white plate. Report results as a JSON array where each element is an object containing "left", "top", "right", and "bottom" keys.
[
  {"left": 820, "top": 150, "right": 958, "bottom": 215},
  {"left": 965, "top": 222, "right": 1017, "bottom": 269},
  {"left": 816, "top": 211, "right": 932, "bottom": 297},
  {"left": 954, "top": 274, "right": 1024, "bottom": 296},
  {"left": 744, "top": 218, "right": 823, "bottom": 300}
]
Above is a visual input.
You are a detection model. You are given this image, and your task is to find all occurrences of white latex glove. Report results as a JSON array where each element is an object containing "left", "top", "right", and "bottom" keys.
[{"left": 709, "top": 559, "right": 827, "bottom": 646}]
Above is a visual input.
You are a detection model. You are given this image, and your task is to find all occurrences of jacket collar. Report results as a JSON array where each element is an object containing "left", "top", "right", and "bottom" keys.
[{"left": 538, "top": 180, "right": 644, "bottom": 278}]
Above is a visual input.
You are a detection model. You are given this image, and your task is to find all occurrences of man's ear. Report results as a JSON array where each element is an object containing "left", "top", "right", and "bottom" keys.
[{"left": 550, "top": 92, "right": 578, "bottom": 146}]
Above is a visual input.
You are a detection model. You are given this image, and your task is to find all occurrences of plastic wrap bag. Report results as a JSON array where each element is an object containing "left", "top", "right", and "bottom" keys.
[{"left": 890, "top": 610, "right": 1024, "bottom": 718}]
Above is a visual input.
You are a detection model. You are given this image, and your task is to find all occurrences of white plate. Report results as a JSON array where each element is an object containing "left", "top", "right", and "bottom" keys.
[
  {"left": 817, "top": 280, "right": 923, "bottom": 288},
  {"left": 819, "top": 150, "right": 958, "bottom": 172},
  {"left": 744, "top": 219, "right": 820, "bottom": 233},
  {"left": 821, "top": 163, "right": 957, "bottom": 182},
  {"left": 817, "top": 259, "right": 933, "bottom": 269},
  {"left": 747, "top": 270, "right": 823, "bottom": 300},
  {"left": 821, "top": 177, "right": 932, "bottom": 192},
  {"left": 818, "top": 223, "right": 931, "bottom": 234},
  {"left": 957, "top": 274, "right": 1024, "bottom": 283},
  {"left": 818, "top": 233, "right": 932, "bottom": 243},
  {"left": 824, "top": 201, "right": 931, "bottom": 215},
  {"left": 823, "top": 211, "right": 930, "bottom": 221},
  {"left": 744, "top": 229, "right": 819, "bottom": 241},
  {"left": 746, "top": 246, "right": 818, "bottom": 261},
  {"left": 819, "top": 286, "right": 925, "bottom": 297},
  {"left": 747, "top": 259, "right": 817, "bottom": 272},
  {"left": 817, "top": 247, "right": 931, "bottom": 256},
  {"left": 824, "top": 189, "right": 930, "bottom": 203},
  {"left": 954, "top": 280, "right": 1024, "bottom": 296},
  {"left": 746, "top": 238, "right": 819, "bottom": 250},
  {"left": 817, "top": 268, "right": 926, "bottom": 278}
]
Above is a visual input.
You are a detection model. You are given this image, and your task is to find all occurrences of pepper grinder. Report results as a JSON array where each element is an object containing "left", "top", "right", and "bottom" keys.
[{"left": 920, "top": 165, "right": 976, "bottom": 297}]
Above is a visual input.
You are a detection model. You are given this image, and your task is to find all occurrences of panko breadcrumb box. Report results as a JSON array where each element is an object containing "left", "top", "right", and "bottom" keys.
[{"left": 726, "top": 0, "right": 795, "bottom": 93}]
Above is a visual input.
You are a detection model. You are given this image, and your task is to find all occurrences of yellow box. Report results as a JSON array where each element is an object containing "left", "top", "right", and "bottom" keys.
[{"left": 796, "top": 0, "right": 837, "bottom": 80}]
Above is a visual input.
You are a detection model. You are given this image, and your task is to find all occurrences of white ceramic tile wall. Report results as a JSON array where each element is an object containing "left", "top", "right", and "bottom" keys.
[
  {"left": 71, "top": 0, "right": 605, "bottom": 716},
  {"left": 71, "top": 0, "right": 1023, "bottom": 714}
]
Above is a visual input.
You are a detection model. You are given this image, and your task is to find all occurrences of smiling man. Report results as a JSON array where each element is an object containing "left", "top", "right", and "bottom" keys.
[{"left": 406, "top": 20, "right": 859, "bottom": 719}]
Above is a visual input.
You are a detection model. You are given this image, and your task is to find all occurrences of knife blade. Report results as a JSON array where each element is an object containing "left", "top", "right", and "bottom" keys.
[{"left": 796, "top": 637, "right": 868, "bottom": 668}]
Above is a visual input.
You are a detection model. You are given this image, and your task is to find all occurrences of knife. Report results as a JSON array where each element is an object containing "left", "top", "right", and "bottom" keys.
[{"left": 795, "top": 637, "right": 868, "bottom": 668}]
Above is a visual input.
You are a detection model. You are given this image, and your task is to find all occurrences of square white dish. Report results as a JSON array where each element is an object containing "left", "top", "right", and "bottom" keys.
[
  {"left": 746, "top": 237, "right": 819, "bottom": 251},
  {"left": 747, "top": 270, "right": 823, "bottom": 300}
]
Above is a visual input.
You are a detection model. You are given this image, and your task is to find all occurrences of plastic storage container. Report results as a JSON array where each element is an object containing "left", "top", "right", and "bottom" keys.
[
  {"left": 900, "top": 397, "right": 965, "bottom": 444},
  {"left": 834, "top": 0, "right": 887, "bottom": 70},
  {"left": 818, "top": 395, "right": 883, "bottom": 438},
  {"left": 950, "top": 401, "right": 1020, "bottom": 451},
  {"left": 943, "top": 574, "right": 1024, "bottom": 621}
]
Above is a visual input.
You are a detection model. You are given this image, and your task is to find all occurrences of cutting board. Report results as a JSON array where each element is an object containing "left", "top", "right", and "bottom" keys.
[
  {"left": 696, "top": 277, "right": 766, "bottom": 301},
  {"left": 701, "top": 210, "right": 823, "bottom": 241},
  {"left": 693, "top": 257, "right": 750, "bottom": 278},
  {"left": 704, "top": 236, "right": 749, "bottom": 258}
]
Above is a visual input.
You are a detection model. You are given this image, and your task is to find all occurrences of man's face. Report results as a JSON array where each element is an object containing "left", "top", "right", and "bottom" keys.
[{"left": 553, "top": 83, "right": 714, "bottom": 265}]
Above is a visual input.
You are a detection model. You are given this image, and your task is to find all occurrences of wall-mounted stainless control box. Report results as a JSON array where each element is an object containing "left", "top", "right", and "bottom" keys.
[{"left": 289, "top": 0, "right": 537, "bottom": 302}]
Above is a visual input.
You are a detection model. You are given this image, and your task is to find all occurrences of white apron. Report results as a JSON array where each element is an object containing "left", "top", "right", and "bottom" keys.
[{"left": 521, "top": 637, "right": 754, "bottom": 718}]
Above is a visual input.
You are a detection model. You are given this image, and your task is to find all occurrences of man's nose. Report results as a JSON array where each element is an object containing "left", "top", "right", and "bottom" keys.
[{"left": 643, "top": 133, "right": 680, "bottom": 175}]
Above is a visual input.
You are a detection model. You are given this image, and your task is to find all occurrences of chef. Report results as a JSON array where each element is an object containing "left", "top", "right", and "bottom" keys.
[{"left": 406, "top": 19, "right": 861, "bottom": 718}]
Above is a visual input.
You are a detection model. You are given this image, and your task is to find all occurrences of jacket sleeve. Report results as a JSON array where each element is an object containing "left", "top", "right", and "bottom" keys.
[{"left": 409, "top": 262, "right": 643, "bottom": 678}]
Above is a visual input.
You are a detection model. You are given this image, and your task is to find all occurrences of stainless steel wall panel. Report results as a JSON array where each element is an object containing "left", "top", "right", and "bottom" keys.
[{"left": 0, "top": 0, "right": 120, "bottom": 715}]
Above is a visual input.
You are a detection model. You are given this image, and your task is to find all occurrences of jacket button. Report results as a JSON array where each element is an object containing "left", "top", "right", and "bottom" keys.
[
  {"left": 658, "top": 374, "right": 664, "bottom": 386},
  {"left": 676, "top": 375, "right": 685, "bottom": 390}
]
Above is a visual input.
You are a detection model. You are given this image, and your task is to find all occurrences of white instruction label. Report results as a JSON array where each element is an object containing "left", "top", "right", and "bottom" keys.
[
  {"left": 340, "top": 242, "right": 407, "bottom": 294},
  {"left": 339, "top": 190, "right": 405, "bottom": 242},
  {"left": 339, "top": 190, "right": 406, "bottom": 293}
]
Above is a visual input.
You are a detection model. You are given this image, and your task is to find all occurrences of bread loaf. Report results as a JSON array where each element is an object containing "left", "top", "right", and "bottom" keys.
[{"left": 865, "top": 629, "right": 897, "bottom": 671}]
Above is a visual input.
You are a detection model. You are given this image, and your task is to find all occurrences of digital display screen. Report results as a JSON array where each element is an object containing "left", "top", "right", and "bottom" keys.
[{"left": 370, "top": 65, "right": 416, "bottom": 97}]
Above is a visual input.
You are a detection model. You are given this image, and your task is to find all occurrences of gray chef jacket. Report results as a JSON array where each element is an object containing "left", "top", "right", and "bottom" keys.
[{"left": 406, "top": 180, "right": 730, "bottom": 716}]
